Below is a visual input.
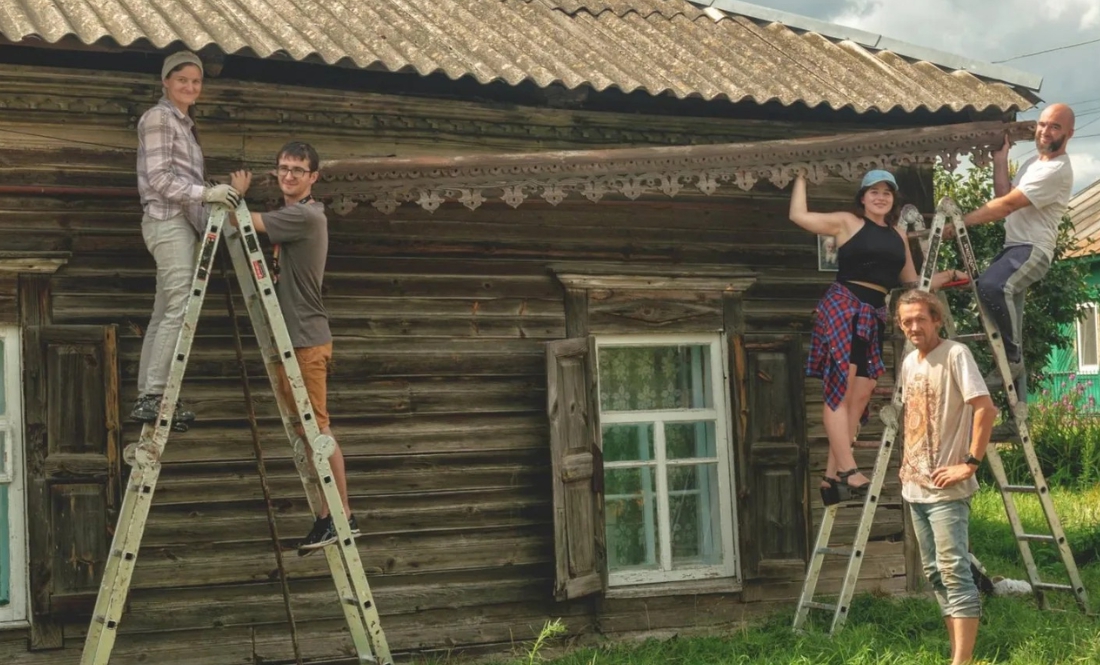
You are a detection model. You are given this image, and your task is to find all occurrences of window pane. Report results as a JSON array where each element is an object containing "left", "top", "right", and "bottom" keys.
[
  {"left": 598, "top": 344, "right": 713, "bottom": 411},
  {"left": 603, "top": 423, "right": 655, "bottom": 462},
  {"left": 605, "top": 467, "right": 659, "bottom": 571},
  {"left": 1082, "top": 307, "right": 1099, "bottom": 367},
  {"left": 668, "top": 463, "right": 722, "bottom": 567},
  {"left": 666, "top": 421, "right": 717, "bottom": 459}
]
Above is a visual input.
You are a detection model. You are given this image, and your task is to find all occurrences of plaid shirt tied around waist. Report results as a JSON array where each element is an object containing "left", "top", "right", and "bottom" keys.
[
  {"left": 137, "top": 97, "right": 207, "bottom": 232},
  {"left": 806, "top": 282, "right": 888, "bottom": 421}
]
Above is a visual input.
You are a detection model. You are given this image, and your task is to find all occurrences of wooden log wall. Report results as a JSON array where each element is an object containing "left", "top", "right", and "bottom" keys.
[{"left": 0, "top": 60, "right": 934, "bottom": 663}]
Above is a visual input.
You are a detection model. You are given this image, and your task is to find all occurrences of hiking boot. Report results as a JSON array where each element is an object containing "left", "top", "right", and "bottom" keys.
[
  {"left": 984, "top": 360, "right": 1024, "bottom": 390},
  {"left": 129, "top": 394, "right": 162, "bottom": 423},
  {"left": 129, "top": 394, "right": 195, "bottom": 432}
]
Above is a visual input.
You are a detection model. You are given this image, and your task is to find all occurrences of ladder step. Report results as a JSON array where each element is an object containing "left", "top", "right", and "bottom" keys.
[
  {"left": 1003, "top": 484, "right": 1039, "bottom": 494},
  {"left": 952, "top": 333, "right": 987, "bottom": 343},
  {"left": 817, "top": 547, "right": 853, "bottom": 557},
  {"left": 1019, "top": 533, "right": 1057, "bottom": 544},
  {"left": 853, "top": 440, "right": 881, "bottom": 449},
  {"left": 803, "top": 601, "right": 837, "bottom": 611},
  {"left": 1034, "top": 582, "right": 1076, "bottom": 593}
]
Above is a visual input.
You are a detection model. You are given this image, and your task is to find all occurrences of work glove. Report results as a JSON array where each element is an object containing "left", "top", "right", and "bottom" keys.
[{"left": 202, "top": 183, "right": 241, "bottom": 208}]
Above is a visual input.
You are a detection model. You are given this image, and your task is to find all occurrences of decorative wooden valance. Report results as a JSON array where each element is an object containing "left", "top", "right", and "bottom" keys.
[{"left": 255, "top": 120, "right": 1033, "bottom": 215}]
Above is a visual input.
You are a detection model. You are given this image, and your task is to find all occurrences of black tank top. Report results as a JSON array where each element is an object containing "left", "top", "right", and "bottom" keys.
[{"left": 835, "top": 218, "right": 905, "bottom": 291}]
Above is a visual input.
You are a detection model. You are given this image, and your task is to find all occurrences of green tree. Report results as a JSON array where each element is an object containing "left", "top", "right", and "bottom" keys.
[{"left": 932, "top": 162, "right": 1094, "bottom": 386}]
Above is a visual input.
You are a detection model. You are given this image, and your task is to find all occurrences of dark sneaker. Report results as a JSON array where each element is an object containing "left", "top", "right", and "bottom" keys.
[
  {"left": 174, "top": 400, "right": 196, "bottom": 424},
  {"left": 348, "top": 514, "right": 361, "bottom": 536},
  {"left": 129, "top": 394, "right": 162, "bottom": 422},
  {"left": 297, "top": 516, "right": 337, "bottom": 555}
]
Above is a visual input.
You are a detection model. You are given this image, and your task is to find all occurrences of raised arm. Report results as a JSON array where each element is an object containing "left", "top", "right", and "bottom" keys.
[{"left": 789, "top": 175, "right": 853, "bottom": 237}]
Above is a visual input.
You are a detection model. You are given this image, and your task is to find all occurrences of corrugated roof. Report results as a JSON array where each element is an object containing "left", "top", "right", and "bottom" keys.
[
  {"left": 1067, "top": 179, "right": 1100, "bottom": 258},
  {"left": 0, "top": 0, "right": 1036, "bottom": 114}
]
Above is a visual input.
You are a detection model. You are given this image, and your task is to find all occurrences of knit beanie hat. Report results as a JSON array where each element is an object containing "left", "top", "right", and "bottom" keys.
[{"left": 161, "top": 51, "right": 204, "bottom": 79}]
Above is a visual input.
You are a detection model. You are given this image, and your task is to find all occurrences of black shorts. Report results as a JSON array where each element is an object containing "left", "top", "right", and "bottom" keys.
[{"left": 843, "top": 282, "right": 887, "bottom": 378}]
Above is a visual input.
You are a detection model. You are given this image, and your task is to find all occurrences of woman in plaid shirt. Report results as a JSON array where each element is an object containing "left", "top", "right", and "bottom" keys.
[{"left": 131, "top": 51, "right": 240, "bottom": 430}]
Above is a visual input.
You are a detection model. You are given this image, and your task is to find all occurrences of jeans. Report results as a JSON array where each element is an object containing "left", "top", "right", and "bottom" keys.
[
  {"left": 975, "top": 245, "right": 1051, "bottom": 364},
  {"left": 138, "top": 214, "right": 197, "bottom": 396},
  {"left": 909, "top": 498, "right": 980, "bottom": 618}
]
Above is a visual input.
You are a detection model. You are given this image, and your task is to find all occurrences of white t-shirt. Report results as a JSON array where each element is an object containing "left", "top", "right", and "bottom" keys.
[
  {"left": 899, "top": 340, "right": 989, "bottom": 503},
  {"left": 1003, "top": 154, "right": 1073, "bottom": 259}
]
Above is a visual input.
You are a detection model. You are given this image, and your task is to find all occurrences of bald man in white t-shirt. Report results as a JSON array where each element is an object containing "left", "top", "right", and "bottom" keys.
[{"left": 957, "top": 104, "right": 1075, "bottom": 392}]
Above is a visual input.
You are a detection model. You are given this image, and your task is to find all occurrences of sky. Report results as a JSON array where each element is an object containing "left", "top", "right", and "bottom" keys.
[{"left": 750, "top": 0, "right": 1100, "bottom": 195}]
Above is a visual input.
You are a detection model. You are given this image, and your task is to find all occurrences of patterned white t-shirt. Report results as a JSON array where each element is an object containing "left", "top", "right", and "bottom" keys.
[{"left": 899, "top": 339, "right": 989, "bottom": 503}]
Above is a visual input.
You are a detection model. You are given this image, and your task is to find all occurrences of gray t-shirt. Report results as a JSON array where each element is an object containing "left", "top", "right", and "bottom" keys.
[
  {"left": 1003, "top": 154, "right": 1073, "bottom": 259},
  {"left": 899, "top": 339, "right": 989, "bottom": 503},
  {"left": 260, "top": 200, "right": 331, "bottom": 348}
]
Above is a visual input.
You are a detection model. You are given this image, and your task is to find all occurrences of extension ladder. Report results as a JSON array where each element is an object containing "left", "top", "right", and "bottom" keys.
[
  {"left": 793, "top": 196, "right": 1089, "bottom": 635},
  {"left": 80, "top": 202, "right": 392, "bottom": 665}
]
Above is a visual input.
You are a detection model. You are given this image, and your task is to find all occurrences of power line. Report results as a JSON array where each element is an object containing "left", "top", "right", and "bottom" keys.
[{"left": 993, "top": 36, "right": 1100, "bottom": 63}]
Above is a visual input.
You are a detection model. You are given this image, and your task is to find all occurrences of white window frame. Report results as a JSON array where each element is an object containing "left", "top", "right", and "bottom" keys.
[
  {"left": 1077, "top": 304, "right": 1099, "bottom": 374},
  {"left": 0, "top": 326, "right": 27, "bottom": 625},
  {"left": 595, "top": 333, "right": 738, "bottom": 587}
]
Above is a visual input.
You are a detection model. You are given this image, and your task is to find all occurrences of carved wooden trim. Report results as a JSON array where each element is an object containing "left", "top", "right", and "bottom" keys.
[
  {"left": 267, "top": 120, "right": 1033, "bottom": 215},
  {"left": 551, "top": 263, "right": 758, "bottom": 293},
  {"left": 0, "top": 252, "right": 71, "bottom": 274}
]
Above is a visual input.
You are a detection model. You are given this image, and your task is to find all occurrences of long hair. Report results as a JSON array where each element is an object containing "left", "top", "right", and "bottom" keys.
[{"left": 854, "top": 185, "right": 902, "bottom": 227}]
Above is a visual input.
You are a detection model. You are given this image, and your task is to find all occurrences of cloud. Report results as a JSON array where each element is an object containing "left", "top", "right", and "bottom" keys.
[{"left": 748, "top": 0, "right": 1100, "bottom": 192}]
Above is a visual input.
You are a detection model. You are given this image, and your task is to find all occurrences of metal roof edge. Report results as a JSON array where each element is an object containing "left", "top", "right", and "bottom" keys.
[{"left": 694, "top": 0, "right": 1043, "bottom": 91}]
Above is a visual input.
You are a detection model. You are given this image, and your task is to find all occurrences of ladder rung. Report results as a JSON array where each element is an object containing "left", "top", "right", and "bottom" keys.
[
  {"left": 1019, "top": 533, "right": 1057, "bottom": 544},
  {"left": 952, "top": 333, "right": 987, "bottom": 343},
  {"left": 1002, "top": 484, "right": 1039, "bottom": 494},
  {"left": 853, "top": 440, "right": 881, "bottom": 449},
  {"left": 817, "top": 547, "right": 853, "bottom": 557},
  {"left": 803, "top": 601, "right": 837, "bottom": 611},
  {"left": 1034, "top": 582, "right": 1075, "bottom": 592}
]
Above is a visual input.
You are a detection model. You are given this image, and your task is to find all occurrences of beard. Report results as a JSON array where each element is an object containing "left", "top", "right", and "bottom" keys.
[{"left": 1036, "top": 133, "right": 1066, "bottom": 154}]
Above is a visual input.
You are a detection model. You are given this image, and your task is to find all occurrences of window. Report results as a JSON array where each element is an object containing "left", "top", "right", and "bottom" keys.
[
  {"left": 595, "top": 334, "right": 736, "bottom": 586},
  {"left": 1078, "top": 304, "right": 1099, "bottom": 373},
  {"left": 0, "top": 326, "right": 27, "bottom": 624}
]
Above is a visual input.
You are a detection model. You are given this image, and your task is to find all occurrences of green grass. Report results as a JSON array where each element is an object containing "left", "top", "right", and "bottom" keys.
[{"left": 507, "top": 486, "right": 1100, "bottom": 665}]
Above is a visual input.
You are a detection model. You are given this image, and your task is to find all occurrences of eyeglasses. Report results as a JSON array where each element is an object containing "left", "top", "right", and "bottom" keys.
[{"left": 276, "top": 165, "right": 314, "bottom": 178}]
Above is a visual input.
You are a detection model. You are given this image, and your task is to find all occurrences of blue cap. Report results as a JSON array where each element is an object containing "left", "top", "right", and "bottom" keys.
[{"left": 860, "top": 169, "right": 898, "bottom": 190}]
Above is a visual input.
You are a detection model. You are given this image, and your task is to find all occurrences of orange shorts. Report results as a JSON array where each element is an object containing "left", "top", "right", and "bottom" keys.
[{"left": 276, "top": 342, "right": 333, "bottom": 431}]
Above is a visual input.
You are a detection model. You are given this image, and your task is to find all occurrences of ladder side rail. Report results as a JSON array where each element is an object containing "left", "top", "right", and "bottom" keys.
[
  {"left": 830, "top": 386, "right": 903, "bottom": 634},
  {"left": 793, "top": 506, "right": 839, "bottom": 631},
  {"left": 982, "top": 444, "right": 1049, "bottom": 608},
  {"left": 83, "top": 208, "right": 230, "bottom": 664},
  {"left": 81, "top": 465, "right": 162, "bottom": 665}
]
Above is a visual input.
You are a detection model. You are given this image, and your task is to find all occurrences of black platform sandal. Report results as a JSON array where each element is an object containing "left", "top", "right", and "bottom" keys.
[
  {"left": 820, "top": 476, "right": 841, "bottom": 506},
  {"left": 837, "top": 468, "right": 870, "bottom": 502}
]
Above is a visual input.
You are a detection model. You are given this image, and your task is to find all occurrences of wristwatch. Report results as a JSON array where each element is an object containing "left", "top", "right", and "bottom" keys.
[{"left": 964, "top": 454, "right": 982, "bottom": 468}]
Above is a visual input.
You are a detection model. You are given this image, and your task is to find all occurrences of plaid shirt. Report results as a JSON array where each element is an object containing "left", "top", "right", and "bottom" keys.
[
  {"left": 137, "top": 97, "right": 206, "bottom": 231},
  {"left": 806, "top": 282, "right": 888, "bottom": 422}
]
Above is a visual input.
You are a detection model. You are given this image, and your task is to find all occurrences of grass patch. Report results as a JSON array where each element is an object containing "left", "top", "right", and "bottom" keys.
[{"left": 501, "top": 486, "right": 1100, "bottom": 665}]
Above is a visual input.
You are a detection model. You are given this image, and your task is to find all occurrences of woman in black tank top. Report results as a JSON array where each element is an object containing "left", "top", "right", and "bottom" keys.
[{"left": 790, "top": 170, "right": 919, "bottom": 505}]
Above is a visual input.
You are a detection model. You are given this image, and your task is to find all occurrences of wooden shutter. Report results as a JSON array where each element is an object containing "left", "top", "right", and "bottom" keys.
[
  {"left": 731, "top": 334, "right": 809, "bottom": 580},
  {"left": 546, "top": 337, "right": 606, "bottom": 600},
  {"left": 23, "top": 325, "right": 119, "bottom": 647}
]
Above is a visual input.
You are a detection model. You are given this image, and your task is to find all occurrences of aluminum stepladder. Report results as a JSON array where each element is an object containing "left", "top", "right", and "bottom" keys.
[
  {"left": 793, "top": 197, "right": 1090, "bottom": 636},
  {"left": 81, "top": 201, "right": 392, "bottom": 665},
  {"left": 909, "top": 196, "right": 1089, "bottom": 615}
]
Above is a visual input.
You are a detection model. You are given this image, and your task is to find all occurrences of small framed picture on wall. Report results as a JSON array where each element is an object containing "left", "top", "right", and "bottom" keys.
[{"left": 818, "top": 235, "right": 839, "bottom": 272}]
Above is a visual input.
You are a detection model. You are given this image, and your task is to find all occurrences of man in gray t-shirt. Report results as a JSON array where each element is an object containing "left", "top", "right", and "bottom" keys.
[
  {"left": 896, "top": 289, "right": 996, "bottom": 665},
  {"left": 956, "top": 103, "right": 1075, "bottom": 393},
  {"left": 231, "top": 142, "right": 357, "bottom": 555}
]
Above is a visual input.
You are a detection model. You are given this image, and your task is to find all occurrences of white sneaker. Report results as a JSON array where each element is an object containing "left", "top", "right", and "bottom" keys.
[{"left": 984, "top": 361, "right": 1023, "bottom": 389}]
